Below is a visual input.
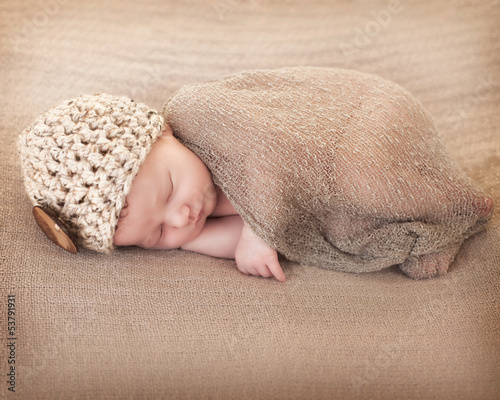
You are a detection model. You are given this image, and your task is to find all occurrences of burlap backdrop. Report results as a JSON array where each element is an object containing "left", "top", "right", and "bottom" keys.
[{"left": 1, "top": 1, "right": 499, "bottom": 399}]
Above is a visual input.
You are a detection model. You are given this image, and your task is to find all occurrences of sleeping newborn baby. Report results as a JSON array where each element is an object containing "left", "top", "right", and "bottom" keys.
[
  {"left": 111, "top": 124, "right": 286, "bottom": 281},
  {"left": 18, "top": 67, "right": 493, "bottom": 281}
]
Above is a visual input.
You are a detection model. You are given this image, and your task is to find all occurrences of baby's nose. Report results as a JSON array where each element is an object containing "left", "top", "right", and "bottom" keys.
[{"left": 171, "top": 204, "right": 192, "bottom": 228}]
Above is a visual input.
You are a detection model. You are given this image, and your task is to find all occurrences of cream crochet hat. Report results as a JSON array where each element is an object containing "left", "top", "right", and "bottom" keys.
[{"left": 18, "top": 93, "right": 164, "bottom": 253}]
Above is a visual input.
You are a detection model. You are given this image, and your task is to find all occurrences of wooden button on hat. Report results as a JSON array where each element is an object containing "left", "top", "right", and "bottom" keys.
[{"left": 33, "top": 206, "right": 78, "bottom": 254}]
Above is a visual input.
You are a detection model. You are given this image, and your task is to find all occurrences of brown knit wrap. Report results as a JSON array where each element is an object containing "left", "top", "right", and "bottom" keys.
[{"left": 162, "top": 67, "right": 492, "bottom": 274}]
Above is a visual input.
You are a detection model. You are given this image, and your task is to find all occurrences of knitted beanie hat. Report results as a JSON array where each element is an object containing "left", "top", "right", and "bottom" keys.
[{"left": 18, "top": 93, "right": 164, "bottom": 253}]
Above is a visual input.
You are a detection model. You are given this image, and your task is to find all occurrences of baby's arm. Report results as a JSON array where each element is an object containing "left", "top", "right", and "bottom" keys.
[
  {"left": 181, "top": 215, "right": 244, "bottom": 259},
  {"left": 181, "top": 216, "right": 286, "bottom": 282}
]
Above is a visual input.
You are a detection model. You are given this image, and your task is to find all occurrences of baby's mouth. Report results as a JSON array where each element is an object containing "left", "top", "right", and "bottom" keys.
[{"left": 193, "top": 205, "right": 204, "bottom": 224}]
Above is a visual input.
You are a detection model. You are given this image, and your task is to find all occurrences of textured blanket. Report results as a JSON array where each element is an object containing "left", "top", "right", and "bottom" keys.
[{"left": 162, "top": 67, "right": 492, "bottom": 278}]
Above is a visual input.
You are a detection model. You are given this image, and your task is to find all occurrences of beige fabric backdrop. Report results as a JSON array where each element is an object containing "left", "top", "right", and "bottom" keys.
[{"left": 1, "top": 0, "right": 499, "bottom": 399}]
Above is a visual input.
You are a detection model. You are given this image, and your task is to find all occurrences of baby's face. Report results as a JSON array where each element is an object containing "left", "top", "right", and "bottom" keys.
[{"left": 113, "top": 126, "right": 217, "bottom": 249}]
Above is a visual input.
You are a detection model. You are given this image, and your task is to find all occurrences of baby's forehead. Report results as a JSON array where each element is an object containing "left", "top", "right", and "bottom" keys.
[{"left": 141, "top": 132, "right": 199, "bottom": 173}]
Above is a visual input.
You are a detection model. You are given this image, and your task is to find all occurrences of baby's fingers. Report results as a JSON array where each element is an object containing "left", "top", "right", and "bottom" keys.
[
  {"left": 257, "top": 264, "right": 273, "bottom": 278},
  {"left": 237, "top": 263, "right": 262, "bottom": 278},
  {"left": 268, "top": 260, "right": 286, "bottom": 282},
  {"left": 237, "top": 263, "right": 251, "bottom": 276}
]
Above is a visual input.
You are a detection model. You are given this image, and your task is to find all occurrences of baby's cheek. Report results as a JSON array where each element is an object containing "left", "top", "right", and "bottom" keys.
[
  {"left": 112, "top": 228, "right": 123, "bottom": 245},
  {"left": 113, "top": 225, "right": 126, "bottom": 246},
  {"left": 113, "top": 222, "right": 135, "bottom": 246}
]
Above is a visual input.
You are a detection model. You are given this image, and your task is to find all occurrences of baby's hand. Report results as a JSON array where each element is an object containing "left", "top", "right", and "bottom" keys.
[{"left": 235, "top": 223, "right": 286, "bottom": 282}]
